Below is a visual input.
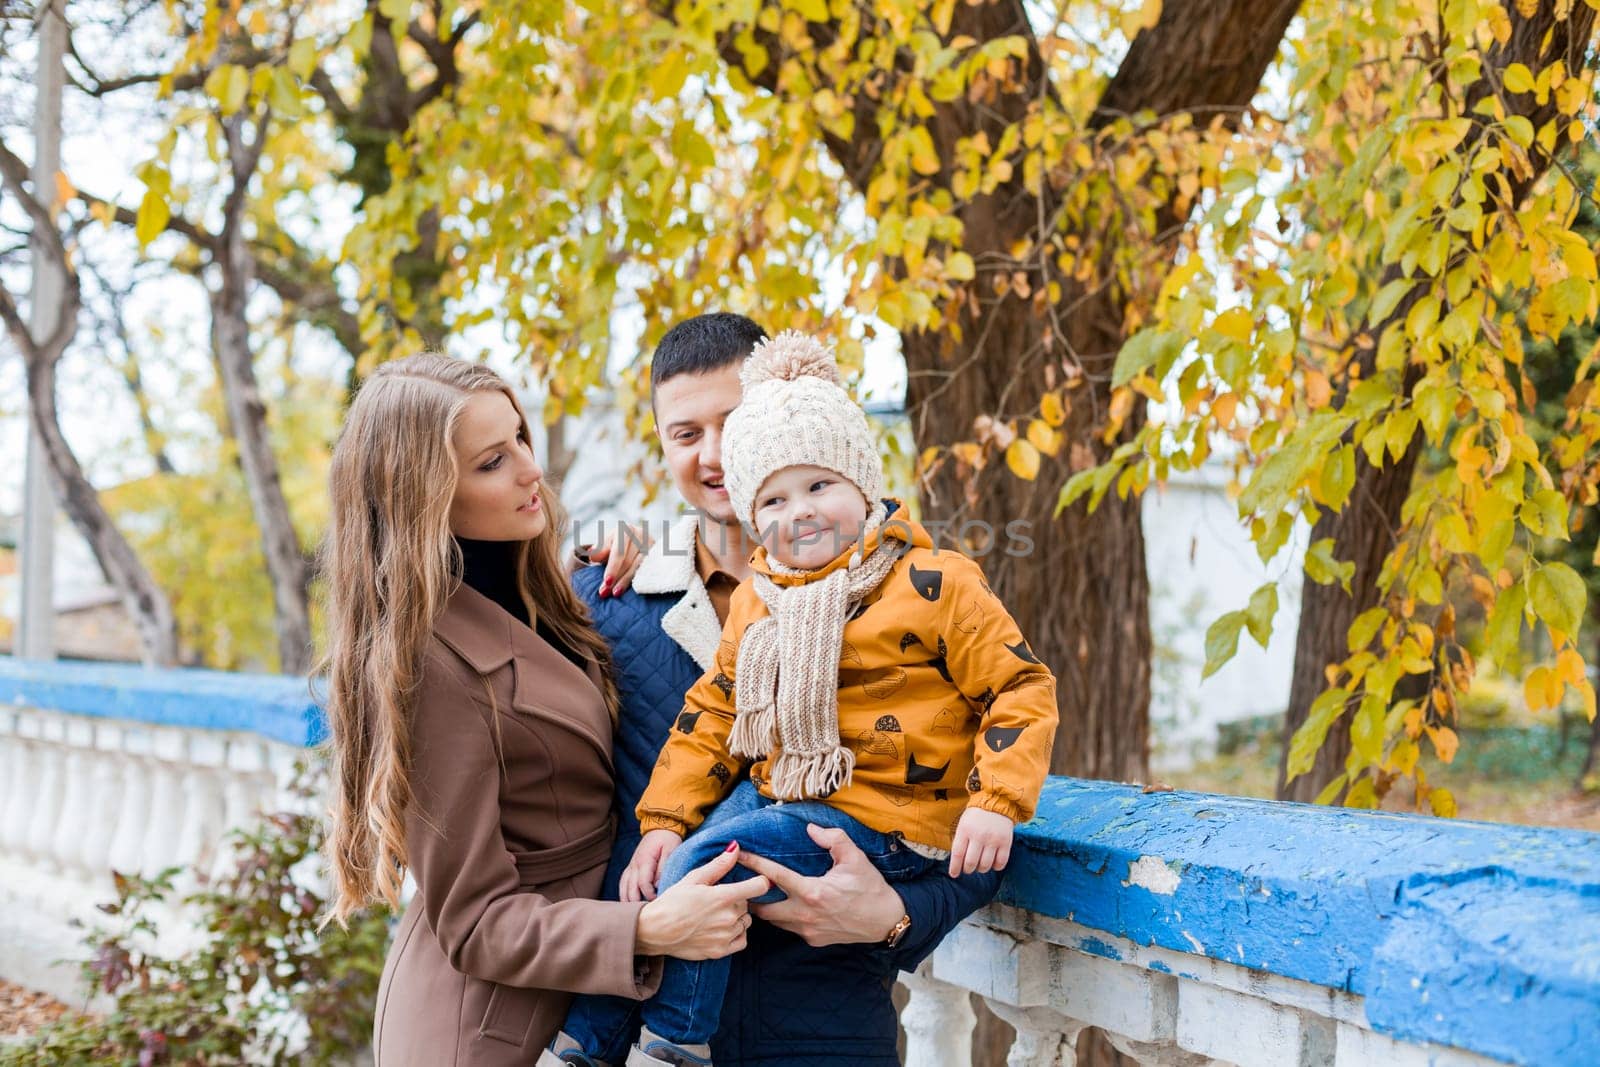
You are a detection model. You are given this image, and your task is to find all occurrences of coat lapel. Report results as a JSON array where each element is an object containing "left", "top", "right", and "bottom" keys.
[
  {"left": 631, "top": 515, "right": 723, "bottom": 672},
  {"left": 435, "top": 582, "right": 613, "bottom": 771}
]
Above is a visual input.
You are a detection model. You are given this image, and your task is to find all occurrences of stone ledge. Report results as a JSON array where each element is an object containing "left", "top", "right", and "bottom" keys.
[
  {"left": 1001, "top": 779, "right": 1600, "bottom": 1065},
  {"left": 0, "top": 657, "right": 324, "bottom": 747}
]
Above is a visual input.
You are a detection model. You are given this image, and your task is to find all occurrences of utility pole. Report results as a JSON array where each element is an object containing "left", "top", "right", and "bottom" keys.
[{"left": 16, "top": 0, "right": 66, "bottom": 662}]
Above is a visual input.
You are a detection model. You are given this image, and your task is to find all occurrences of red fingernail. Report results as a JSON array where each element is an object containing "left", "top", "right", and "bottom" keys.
[
  {"left": 725, "top": 841, "right": 739, "bottom": 853},
  {"left": 599, "top": 580, "right": 611, "bottom": 595}
]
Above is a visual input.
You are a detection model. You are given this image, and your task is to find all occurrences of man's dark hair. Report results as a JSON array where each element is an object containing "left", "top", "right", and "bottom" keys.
[{"left": 649, "top": 313, "right": 767, "bottom": 390}]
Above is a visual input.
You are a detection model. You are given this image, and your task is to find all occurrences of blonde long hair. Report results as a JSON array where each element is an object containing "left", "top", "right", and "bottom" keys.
[{"left": 320, "top": 354, "right": 617, "bottom": 924}]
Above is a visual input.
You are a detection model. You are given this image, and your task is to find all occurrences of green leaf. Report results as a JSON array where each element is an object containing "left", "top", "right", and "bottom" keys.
[
  {"left": 1530, "top": 563, "right": 1586, "bottom": 638},
  {"left": 1286, "top": 687, "right": 1349, "bottom": 781},
  {"left": 1347, "top": 606, "right": 1387, "bottom": 653},
  {"left": 1503, "top": 63, "right": 1534, "bottom": 94},
  {"left": 1415, "top": 382, "right": 1454, "bottom": 444},
  {"left": 204, "top": 64, "right": 250, "bottom": 116},
  {"left": 1313, "top": 772, "right": 1349, "bottom": 806},
  {"left": 1484, "top": 582, "right": 1528, "bottom": 663},
  {"left": 1319, "top": 443, "right": 1355, "bottom": 507},
  {"left": 1304, "top": 538, "right": 1354, "bottom": 591},
  {"left": 788, "top": 0, "right": 829, "bottom": 20},
  {"left": 1111, "top": 329, "right": 1183, "bottom": 388},
  {"left": 135, "top": 189, "right": 170, "bottom": 247},
  {"left": 1202, "top": 610, "right": 1247, "bottom": 679},
  {"left": 1368, "top": 278, "right": 1413, "bottom": 324},
  {"left": 1349, "top": 691, "right": 1385, "bottom": 768},
  {"left": 288, "top": 37, "right": 317, "bottom": 82},
  {"left": 1245, "top": 583, "right": 1278, "bottom": 647},
  {"left": 378, "top": 0, "right": 410, "bottom": 21}
]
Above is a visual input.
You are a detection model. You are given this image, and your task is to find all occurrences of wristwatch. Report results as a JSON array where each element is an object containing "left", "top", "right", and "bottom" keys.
[{"left": 883, "top": 913, "right": 913, "bottom": 949}]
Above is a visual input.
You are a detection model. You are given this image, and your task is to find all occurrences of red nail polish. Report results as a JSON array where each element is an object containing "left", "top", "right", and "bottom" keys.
[
  {"left": 599, "top": 579, "right": 611, "bottom": 595},
  {"left": 725, "top": 841, "right": 739, "bottom": 853}
]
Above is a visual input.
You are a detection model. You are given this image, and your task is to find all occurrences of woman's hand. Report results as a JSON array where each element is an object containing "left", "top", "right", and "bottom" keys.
[
  {"left": 948, "top": 808, "right": 1014, "bottom": 877},
  {"left": 620, "top": 828, "right": 683, "bottom": 902},
  {"left": 737, "top": 824, "right": 907, "bottom": 948},
  {"left": 582, "top": 522, "right": 651, "bottom": 597},
  {"left": 635, "top": 844, "right": 769, "bottom": 961}
]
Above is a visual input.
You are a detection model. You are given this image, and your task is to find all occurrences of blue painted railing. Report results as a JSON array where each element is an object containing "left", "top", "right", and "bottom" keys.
[
  {"left": 0, "top": 656, "right": 326, "bottom": 746},
  {"left": 1008, "top": 779, "right": 1600, "bottom": 1067},
  {"left": 5, "top": 657, "right": 1597, "bottom": 1064}
]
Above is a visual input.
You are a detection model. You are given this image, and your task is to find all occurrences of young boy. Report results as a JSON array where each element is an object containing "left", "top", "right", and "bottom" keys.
[{"left": 546, "top": 332, "right": 1057, "bottom": 1067}]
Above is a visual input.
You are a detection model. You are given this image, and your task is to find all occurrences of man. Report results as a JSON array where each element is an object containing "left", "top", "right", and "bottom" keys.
[{"left": 575, "top": 313, "right": 1000, "bottom": 1066}]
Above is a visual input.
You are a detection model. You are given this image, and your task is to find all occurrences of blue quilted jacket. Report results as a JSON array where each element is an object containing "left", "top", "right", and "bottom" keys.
[{"left": 574, "top": 555, "right": 1001, "bottom": 1066}]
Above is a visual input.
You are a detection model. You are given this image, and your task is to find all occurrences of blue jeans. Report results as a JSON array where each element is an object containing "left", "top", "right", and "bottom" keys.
[{"left": 559, "top": 781, "right": 939, "bottom": 1059}]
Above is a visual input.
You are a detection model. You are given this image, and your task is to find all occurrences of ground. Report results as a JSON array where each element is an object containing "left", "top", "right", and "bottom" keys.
[{"left": 0, "top": 979, "right": 73, "bottom": 1044}]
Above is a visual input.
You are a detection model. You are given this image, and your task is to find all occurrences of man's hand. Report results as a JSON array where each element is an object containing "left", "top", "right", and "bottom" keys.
[
  {"left": 948, "top": 808, "right": 1013, "bottom": 878},
  {"left": 622, "top": 829, "right": 683, "bottom": 902},
  {"left": 737, "top": 824, "right": 907, "bottom": 947}
]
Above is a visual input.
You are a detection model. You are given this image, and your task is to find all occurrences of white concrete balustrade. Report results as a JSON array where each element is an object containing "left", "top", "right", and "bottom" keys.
[
  {"left": 898, "top": 907, "right": 1498, "bottom": 1067},
  {"left": 0, "top": 660, "right": 315, "bottom": 1004}
]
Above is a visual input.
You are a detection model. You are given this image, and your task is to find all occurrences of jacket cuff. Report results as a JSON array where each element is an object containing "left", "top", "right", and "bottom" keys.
[
  {"left": 637, "top": 812, "right": 691, "bottom": 837},
  {"left": 972, "top": 793, "right": 1028, "bottom": 823}
]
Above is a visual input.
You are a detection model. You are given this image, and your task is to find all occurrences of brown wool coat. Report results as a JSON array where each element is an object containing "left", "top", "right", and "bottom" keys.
[{"left": 373, "top": 584, "right": 661, "bottom": 1066}]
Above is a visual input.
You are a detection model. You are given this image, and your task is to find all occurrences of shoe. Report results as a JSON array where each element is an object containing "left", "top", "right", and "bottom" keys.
[
  {"left": 625, "top": 1026, "right": 712, "bottom": 1067},
  {"left": 538, "top": 1031, "right": 612, "bottom": 1067}
]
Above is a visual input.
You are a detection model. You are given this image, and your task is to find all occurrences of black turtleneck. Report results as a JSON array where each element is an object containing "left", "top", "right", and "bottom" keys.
[{"left": 455, "top": 537, "right": 587, "bottom": 671}]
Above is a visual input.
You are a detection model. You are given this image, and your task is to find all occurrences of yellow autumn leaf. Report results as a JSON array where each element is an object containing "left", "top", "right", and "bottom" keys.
[
  {"left": 945, "top": 251, "right": 975, "bottom": 281},
  {"left": 1304, "top": 369, "right": 1332, "bottom": 409},
  {"left": 1212, "top": 306, "right": 1253, "bottom": 340},
  {"left": 1426, "top": 724, "right": 1460, "bottom": 763},
  {"left": 1036, "top": 391, "right": 1066, "bottom": 427},
  {"left": 1027, "top": 419, "right": 1062, "bottom": 457},
  {"left": 1006, "top": 438, "right": 1040, "bottom": 480},
  {"left": 1429, "top": 787, "right": 1458, "bottom": 818}
]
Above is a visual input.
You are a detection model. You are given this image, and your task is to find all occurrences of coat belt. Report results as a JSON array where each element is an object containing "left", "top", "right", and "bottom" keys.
[{"left": 509, "top": 818, "right": 614, "bottom": 887}]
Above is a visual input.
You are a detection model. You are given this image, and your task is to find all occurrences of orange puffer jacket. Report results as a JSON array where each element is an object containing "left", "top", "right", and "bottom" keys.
[{"left": 637, "top": 508, "right": 1057, "bottom": 852}]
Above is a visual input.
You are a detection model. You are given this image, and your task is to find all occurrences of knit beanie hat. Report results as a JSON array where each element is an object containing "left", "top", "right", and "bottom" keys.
[{"left": 722, "top": 331, "right": 885, "bottom": 528}]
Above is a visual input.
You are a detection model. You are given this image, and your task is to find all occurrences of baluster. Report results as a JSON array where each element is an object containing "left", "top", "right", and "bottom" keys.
[
  {"left": 76, "top": 722, "right": 126, "bottom": 881},
  {"left": 50, "top": 718, "right": 97, "bottom": 877},
  {"left": 24, "top": 713, "right": 68, "bottom": 869},
  {"left": 108, "top": 726, "right": 154, "bottom": 876},
  {"left": 899, "top": 970, "right": 976, "bottom": 1067},
  {"left": 0, "top": 708, "right": 33, "bottom": 854},
  {"left": 212, "top": 737, "right": 267, "bottom": 883},
  {"left": 140, "top": 727, "right": 188, "bottom": 878},
  {"left": 984, "top": 1001, "right": 1084, "bottom": 1067},
  {"left": 175, "top": 732, "right": 227, "bottom": 890}
]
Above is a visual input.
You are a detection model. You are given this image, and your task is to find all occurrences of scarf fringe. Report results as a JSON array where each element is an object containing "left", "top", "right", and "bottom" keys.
[
  {"left": 729, "top": 704, "right": 774, "bottom": 760},
  {"left": 768, "top": 745, "right": 856, "bottom": 801}
]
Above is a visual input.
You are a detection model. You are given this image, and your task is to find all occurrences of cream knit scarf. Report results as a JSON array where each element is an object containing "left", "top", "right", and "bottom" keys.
[{"left": 728, "top": 502, "right": 902, "bottom": 799}]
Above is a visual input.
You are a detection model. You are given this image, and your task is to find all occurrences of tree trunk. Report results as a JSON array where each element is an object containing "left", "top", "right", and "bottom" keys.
[
  {"left": 0, "top": 137, "right": 180, "bottom": 667},
  {"left": 21, "top": 343, "right": 182, "bottom": 667},
  {"left": 213, "top": 114, "right": 314, "bottom": 675},
  {"left": 1278, "top": 0, "right": 1599, "bottom": 802}
]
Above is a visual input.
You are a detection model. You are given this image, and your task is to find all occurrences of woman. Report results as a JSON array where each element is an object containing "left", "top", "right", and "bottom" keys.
[{"left": 320, "top": 354, "right": 767, "bottom": 1066}]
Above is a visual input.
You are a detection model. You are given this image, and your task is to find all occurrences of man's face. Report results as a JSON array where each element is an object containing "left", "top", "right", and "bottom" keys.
[{"left": 654, "top": 362, "right": 745, "bottom": 525}]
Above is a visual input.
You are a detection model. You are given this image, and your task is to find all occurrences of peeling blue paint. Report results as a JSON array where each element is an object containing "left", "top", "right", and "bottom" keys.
[
  {"left": 1002, "top": 778, "right": 1600, "bottom": 1067},
  {"left": 0, "top": 657, "right": 325, "bottom": 747},
  {"left": 1075, "top": 936, "right": 1122, "bottom": 961},
  {"left": 1148, "top": 960, "right": 1171, "bottom": 974}
]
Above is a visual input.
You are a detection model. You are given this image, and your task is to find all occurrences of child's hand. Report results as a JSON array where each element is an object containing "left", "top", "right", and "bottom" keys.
[
  {"left": 622, "top": 829, "right": 683, "bottom": 902},
  {"left": 948, "top": 808, "right": 1014, "bottom": 878}
]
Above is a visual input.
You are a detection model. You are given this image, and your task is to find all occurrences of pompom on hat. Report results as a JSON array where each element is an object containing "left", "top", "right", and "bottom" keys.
[{"left": 721, "top": 331, "right": 885, "bottom": 527}]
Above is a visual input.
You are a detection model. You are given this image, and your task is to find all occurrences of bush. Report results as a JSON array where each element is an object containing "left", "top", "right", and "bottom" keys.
[{"left": 1, "top": 770, "right": 390, "bottom": 1067}]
